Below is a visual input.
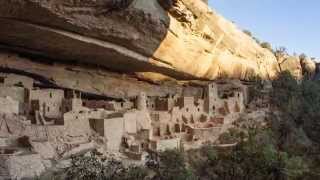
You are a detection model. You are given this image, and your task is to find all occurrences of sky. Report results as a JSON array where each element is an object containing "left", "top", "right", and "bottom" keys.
[{"left": 208, "top": 0, "right": 320, "bottom": 59}]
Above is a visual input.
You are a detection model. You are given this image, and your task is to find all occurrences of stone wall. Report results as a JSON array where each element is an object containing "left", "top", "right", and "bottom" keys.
[
  {"left": 0, "top": 97, "right": 20, "bottom": 114},
  {"left": 188, "top": 126, "right": 221, "bottom": 142},
  {"left": 62, "top": 98, "right": 84, "bottom": 113},
  {"left": 104, "top": 117, "right": 125, "bottom": 151},
  {"left": 123, "top": 111, "right": 138, "bottom": 134},
  {"left": 0, "top": 74, "right": 33, "bottom": 89},
  {"left": 152, "top": 137, "right": 181, "bottom": 151},
  {"left": 83, "top": 100, "right": 115, "bottom": 110},
  {"left": 0, "top": 86, "right": 27, "bottom": 103},
  {"left": 30, "top": 89, "right": 64, "bottom": 119}
]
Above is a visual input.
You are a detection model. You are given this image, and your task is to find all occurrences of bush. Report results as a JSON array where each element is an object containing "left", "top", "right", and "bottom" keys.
[
  {"left": 271, "top": 71, "right": 303, "bottom": 120},
  {"left": 260, "top": 42, "right": 273, "bottom": 52},
  {"left": 66, "top": 151, "right": 106, "bottom": 180},
  {"left": 123, "top": 166, "right": 148, "bottom": 180},
  {"left": 147, "top": 149, "right": 198, "bottom": 180},
  {"left": 299, "top": 53, "right": 307, "bottom": 60},
  {"left": 243, "top": 30, "right": 252, "bottom": 37},
  {"left": 275, "top": 46, "right": 288, "bottom": 58},
  {"left": 195, "top": 129, "right": 309, "bottom": 180},
  {"left": 65, "top": 150, "right": 148, "bottom": 180},
  {"left": 218, "top": 128, "right": 244, "bottom": 144},
  {"left": 271, "top": 71, "right": 320, "bottom": 143}
]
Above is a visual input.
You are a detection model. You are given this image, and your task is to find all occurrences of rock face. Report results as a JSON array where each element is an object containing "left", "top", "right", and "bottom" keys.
[
  {"left": 301, "top": 57, "right": 316, "bottom": 77},
  {"left": 0, "top": 50, "right": 201, "bottom": 99},
  {"left": 276, "top": 55, "right": 317, "bottom": 79},
  {"left": 277, "top": 56, "right": 303, "bottom": 79},
  {"left": 0, "top": 0, "right": 280, "bottom": 81}
]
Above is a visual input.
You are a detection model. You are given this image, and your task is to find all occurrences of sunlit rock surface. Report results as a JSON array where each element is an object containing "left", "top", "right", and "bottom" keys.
[{"left": 0, "top": 0, "right": 280, "bottom": 81}]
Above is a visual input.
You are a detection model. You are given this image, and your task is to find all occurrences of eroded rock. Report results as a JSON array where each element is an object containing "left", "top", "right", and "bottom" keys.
[
  {"left": 278, "top": 56, "right": 302, "bottom": 79},
  {"left": 0, "top": 0, "right": 280, "bottom": 81},
  {"left": 300, "top": 57, "right": 316, "bottom": 77},
  {"left": 0, "top": 50, "right": 191, "bottom": 99}
]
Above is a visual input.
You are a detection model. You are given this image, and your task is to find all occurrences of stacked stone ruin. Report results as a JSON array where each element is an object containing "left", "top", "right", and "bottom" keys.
[{"left": 0, "top": 73, "right": 247, "bottom": 162}]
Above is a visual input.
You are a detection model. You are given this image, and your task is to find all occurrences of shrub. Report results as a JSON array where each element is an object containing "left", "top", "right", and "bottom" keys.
[
  {"left": 65, "top": 150, "right": 148, "bottom": 180},
  {"left": 260, "top": 42, "right": 273, "bottom": 51},
  {"left": 147, "top": 149, "right": 198, "bottom": 180},
  {"left": 270, "top": 71, "right": 320, "bottom": 144},
  {"left": 274, "top": 46, "right": 288, "bottom": 58},
  {"left": 243, "top": 30, "right": 252, "bottom": 37},
  {"left": 299, "top": 53, "right": 307, "bottom": 60},
  {"left": 195, "top": 129, "right": 309, "bottom": 180},
  {"left": 66, "top": 151, "right": 106, "bottom": 180},
  {"left": 122, "top": 166, "right": 148, "bottom": 180}
]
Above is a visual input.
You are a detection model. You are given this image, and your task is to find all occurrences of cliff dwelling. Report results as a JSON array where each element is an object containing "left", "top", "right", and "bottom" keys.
[
  {"left": 0, "top": 71, "right": 247, "bottom": 163},
  {"left": 1, "top": 0, "right": 317, "bottom": 179}
]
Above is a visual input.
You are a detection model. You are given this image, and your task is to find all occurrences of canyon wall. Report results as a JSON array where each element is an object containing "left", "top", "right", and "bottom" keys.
[{"left": 0, "top": 0, "right": 281, "bottom": 81}]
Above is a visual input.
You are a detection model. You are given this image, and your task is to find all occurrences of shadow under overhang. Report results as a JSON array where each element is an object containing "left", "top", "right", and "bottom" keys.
[{"left": 0, "top": 17, "right": 197, "bottom": 81}]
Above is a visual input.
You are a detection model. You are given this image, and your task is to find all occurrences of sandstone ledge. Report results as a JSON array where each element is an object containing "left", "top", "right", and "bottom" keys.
[{"left": 0, "top": 0, "right": 280, "bottom": 81}]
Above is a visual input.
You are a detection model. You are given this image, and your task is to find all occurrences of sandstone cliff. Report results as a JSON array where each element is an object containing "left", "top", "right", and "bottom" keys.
[
  {"left": 0, "top": 0, "right": 281, "bottom": 81},
  {"left": 0, "top": 50, "right": 204, "bottom": 99}
]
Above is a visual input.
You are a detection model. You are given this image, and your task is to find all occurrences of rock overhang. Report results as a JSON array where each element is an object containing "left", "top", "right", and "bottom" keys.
[{"left": 0, "top": 0, "right": 281, "bottom": 81}]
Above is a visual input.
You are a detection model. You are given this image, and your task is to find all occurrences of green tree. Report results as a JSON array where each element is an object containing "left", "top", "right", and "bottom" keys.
[
  {"left": 299, "top": 53, "right": 307, "bottom": 61},
  {"left": 147, "top": 149, "right": 198, "bottom": 180},
  {"left": 271, "top": 71, "right": 320, "bottom": 144},
  {"left": 194, "top": 128, "right": 309, "bottom": 180},
  {"left": 65, "top": 150, "right": 148, "bottom": 180},
  {"left": 260, "top": 42, "right": 273, "bottom": 52},
  {"left": 243, "top": 30, "right": 252, "bottom": 37}
]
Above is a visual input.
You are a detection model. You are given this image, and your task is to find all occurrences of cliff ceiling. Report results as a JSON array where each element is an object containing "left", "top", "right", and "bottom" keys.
[{"left": 0, "top": 0, "right": 281, "bottom": 81}]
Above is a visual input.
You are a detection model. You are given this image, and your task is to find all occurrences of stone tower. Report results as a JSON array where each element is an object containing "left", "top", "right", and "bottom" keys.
[
  {"left": 136, "top": 92, "right": 147, "bottom": 110},
  {"left": 205, "top": 83, "right": 218, "bottom": 115}
]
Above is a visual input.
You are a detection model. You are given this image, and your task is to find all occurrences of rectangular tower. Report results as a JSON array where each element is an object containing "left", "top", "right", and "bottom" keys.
[{"left": 204, "top": 82, "right": 218, "bottom": 115}]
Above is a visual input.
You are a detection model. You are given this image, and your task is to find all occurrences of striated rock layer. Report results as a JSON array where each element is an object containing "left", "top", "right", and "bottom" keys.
[
  {"left": 0, "top": 50, "right": 203, "bottom": 99},
  {"left": 0, "top": 0, "right": 280, "bottom": 81}
]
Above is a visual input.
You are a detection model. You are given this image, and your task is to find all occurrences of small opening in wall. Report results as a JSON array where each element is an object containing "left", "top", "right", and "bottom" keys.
[
  {"left": 0, "top": 77, "right": 4, "bottom": 83},
  {"left": 166, "top": 125, "right": 171, "bottom": 135},
  {"left": 47, "top": 107, "right": 50, "bottom": 112},
  {"left": 198, "top": 108, "right": 200, "bottom": 112},
  {"left": 50, "top": 92, "right": 53, "bottom": 98},
  {"left": 186, "top": 108, "right": 189, "bottom": 112},
  {"left": 174, "top": 124, "right": 180, "bottom": 133},
  {"left": 121, "top": 102, "right": 124, "bottom": 107},
  {"left": 16, "top": 82, "right": 23, "bottom": 87},
  {"left": 155, "top": 127, "right": 160, "bottom": 136},
  {"left": 181, "top": 124, "right": 186, "bottom": 132}
]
